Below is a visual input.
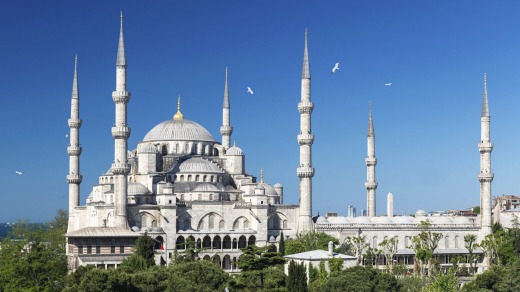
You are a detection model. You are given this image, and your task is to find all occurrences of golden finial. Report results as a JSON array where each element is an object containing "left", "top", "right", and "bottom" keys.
[
  {"left": 260, "top": 168, "right": 264, "bottom": 184},
  {"left": 173, "top": 95, "right": 184, "bottom": 120}
]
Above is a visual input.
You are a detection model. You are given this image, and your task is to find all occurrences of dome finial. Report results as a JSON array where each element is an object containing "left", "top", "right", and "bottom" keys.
[
  {"left": 260, "top": 168, "right": 264, "bottom": 183},
  {"left": 174, "top": 95, "right": 184, "bottom": 120}
]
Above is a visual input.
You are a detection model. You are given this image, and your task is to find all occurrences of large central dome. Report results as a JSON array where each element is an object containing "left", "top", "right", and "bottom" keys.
[{"left": 143, "top": 119, "right": 215, "bottom": 142}]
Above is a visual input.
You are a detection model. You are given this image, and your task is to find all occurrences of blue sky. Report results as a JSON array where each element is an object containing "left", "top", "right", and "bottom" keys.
[{"left": 1, "top": 1, "right": 520, "bottom": 222}]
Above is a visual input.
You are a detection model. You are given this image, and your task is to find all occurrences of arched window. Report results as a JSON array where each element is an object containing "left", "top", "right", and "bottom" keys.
[
  {"left": 223, "top": 255, "right": 231, "bottom": 270},
  {"left": 283, "top": 220, "right": 288, "bottom": 229},
  {"left": 223, "top": 236, "right": 231, "bottom": 249},
  {"left": 155, "top": 236, "right": 164, "bottom": 250},
  {"left": 445, "top": 236, "right": 450, "bottom": 249},
  {"left": 196, "top": 175, "right": 200, "bottom": 182},
  {"left": 232, "top": 238, "right": 238, "bottom": 249},
  {"left": 209, "top": 214, "right": 215, "bottom": 229},
  {"left": 176, "top": 236, "right": 185, "bottom": 250},
  {"left": 203, "top": 175, "right": 207, "bottom": 182},
  {"left": 180, "top": 175, "right": 184, "bottom": 182},
  {"left": 248, "top": 235, "right": 256, "bottom": 246},
  {"left": 188, "top": 175, "right": 192, "bottom": 181},
  {"left": 373, "top": 236, "right": 378, "bottom": 248},
  {"left": 213, "top": 236, "right": 222, "bottom": 249},
  {"left": 244, "top": 219, "right": 250, "bottom": 229},
  {"left": 202, "top": 236, "right": 211, "bottom": 249},
  {"left": 209, "top": 194, "right": 213, "bottom": 201},
  {"left": 198, "top": 194, "right": 202, "bottom": 200},
  {"left": 238, "top": 236, "right": 246, "bottom": 248},
  {"left": 219, "top": 220, "right": 225, "bottom": 230}
]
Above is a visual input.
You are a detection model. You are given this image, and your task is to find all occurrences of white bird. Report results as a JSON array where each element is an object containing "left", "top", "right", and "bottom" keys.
[
  {"left": 246, "top": 87, "right": 254, "bottom": 95},
  {"left": 384, "top": 82, "right": 392, "bottom": 87},
  {"left": 65, "top": 134, "right": 69, "bottom": 138},
  {"left": 15, "top": 171, "right": 23, "bottom": 175},
  {"left": 332, "top": 62, "right": 340, "bottom": 73}
]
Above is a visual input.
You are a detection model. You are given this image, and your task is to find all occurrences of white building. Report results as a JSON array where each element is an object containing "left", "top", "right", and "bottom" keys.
[{"left": 65, "top": 14, "right": 493, "bottom": 274}]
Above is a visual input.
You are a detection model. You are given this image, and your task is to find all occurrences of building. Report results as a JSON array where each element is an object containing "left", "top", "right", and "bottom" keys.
[
  {"left": 65, "top": 14, "right": 493, "bottom": 274},
  {"left": 493, "top": 195, "right": 520, "bottom": 229}
]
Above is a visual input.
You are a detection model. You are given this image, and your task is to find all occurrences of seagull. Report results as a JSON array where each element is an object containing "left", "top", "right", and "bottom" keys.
[
  {"left": 15, "top": 171, "right": 23, "bottom": 175},
  {"left": 65, "top": 134, "right": 69, "bottom": 138},
  {"left": 384, "top": 83, "right": 392, "bottom": 87},
  {"left": 246, "top": 87, "right": 254, "bottom": 95},
  {"left": 332, "top": 62, "right": 340, "bottom": 74}
]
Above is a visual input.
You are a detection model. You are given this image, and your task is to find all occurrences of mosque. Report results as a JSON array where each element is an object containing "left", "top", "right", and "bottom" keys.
[{"left": 65, "top": 15, "right": 491, "bottom": 273}]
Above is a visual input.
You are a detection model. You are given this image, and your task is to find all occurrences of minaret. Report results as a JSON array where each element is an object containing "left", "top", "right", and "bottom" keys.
[
  {"left": 111, "top": 12, "right": 131, "bottom": 228},
  {"left": 387, "top": 192, "right": 394, "bottom": 218},
  {"left": 67, "top": 55, "right": 82, "bottom": 232},
  {"left": 220, "top": 67, "right": 232, "bottom": 150},
  {"left": 478, "top": 73, "right": 493, "bottom": 237},
  {"left": 365, "top": 103, "right": 378, "bottom": 217},
  {"left": 297, "top": 30, "right": 315, "bottom": 233}
]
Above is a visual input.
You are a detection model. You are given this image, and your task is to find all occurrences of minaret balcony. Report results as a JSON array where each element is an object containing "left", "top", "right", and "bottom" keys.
[
  {"left": 67, "top": 174, "right": 83, "bottom": 184},
  {"left": 365, "top": 181, "right": 378, "bottom": 189},
  {"left": 297, "top": 166, "right": 315, "bottom": 178},
  {"left": 478, "top": 172, "right": 494, "bottom": 182},
  {"left": 298, "top": 101, "right": 314, "bottom": 114},
  {"left": 478, "top": 142, "right": 493, "bottom": 152},
  {"left": 68, "top": 118, "right": 82, "bottom": 128},
  {"left": 220, "top": 125, "right": 233, "bottom": 136},
  {"left": 112, "top": 91, "right": 131, "bottom": 104},
  {"left": 297, "top": 133, "right": 314, "bottom": 145},
  {"left": 365, "top": 157, "right": 377, "bottom": 166},
  {"left": 112, "top": 126, "right": 131, "bottom": 139},
  {"left": 111, "top": 163, "right": 130, "bottom": 175},
  {"left": 67, "top": 145, "right": 82, "bottom": 156}
]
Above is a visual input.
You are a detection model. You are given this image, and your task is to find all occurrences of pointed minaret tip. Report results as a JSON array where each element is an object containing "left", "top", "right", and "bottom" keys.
[
  {"left": 223, "top": 67, "right": 230, "bottom": 108},
  {"left": 302, "top": 29, "right": 311, "bottom": 79},
  {"left": 482, "top": 73, "right": 490, "bottom": 117},
  {"left": 174, "top": 95, "right": 184, "bottom": 120},
  {"left": 368, "top": 102, "right": 374, "bottom": 137},
  {"left": 72, "top": 55, "right": 79, "bottom": 99},
  {"left": 260, "top": 168, "right": 264, "bottom": 184},
  {"left": 116, "top": 11, "right": 126, "bottom": 66}
]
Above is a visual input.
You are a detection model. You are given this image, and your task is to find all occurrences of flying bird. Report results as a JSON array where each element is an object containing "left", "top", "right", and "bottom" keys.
[
  {"left": 332, "top": 62, "right": 340, "bottom": 74},
  {"left": 65, "top": 134, "right": 69, "bottom": 138},
  {"left": 246, "top": 87, "right": 254, "bottom": 95},
  {"left": 384, "top": 83, "right": 392, "bottom": 87},
  {"left": 15, "top": 171, "right": 23, "bottom": 175}
]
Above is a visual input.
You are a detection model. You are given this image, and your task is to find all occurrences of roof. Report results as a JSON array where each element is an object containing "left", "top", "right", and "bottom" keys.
[
  {"left": 79, "top": 254, "right": 129, "bottom": 263},
  {"left": 284, "top": 249, "right": 356, "bottom": 261},
  {"left": 66, "top": 227, "right": 138, "bottom": 237}
]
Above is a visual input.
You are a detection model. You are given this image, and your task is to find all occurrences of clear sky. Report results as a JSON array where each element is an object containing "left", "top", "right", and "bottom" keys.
[{"left": 1, "top": 1, "right": 520, "bottom": 222}]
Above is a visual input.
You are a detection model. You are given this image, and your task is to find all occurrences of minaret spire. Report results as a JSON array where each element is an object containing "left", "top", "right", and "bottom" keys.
[
  {"left": 174, "top": 95, "right": 184, "bottom": 120},
  {"left": 297, "top": 29, "right": 315, "bottom": 233},
  {"left": 365, "top": 103, "right": 378, "bottom": 217},
  {"left": 478, "top": 73, "right": 493, "bottom": 238},
  {"left": 67, "top": 55, "right": 83, "bottom": 232},
  {"left": 220, "top": 67, "right": 233, "bottom": 149},
  {"left": 112, "top": 12, "right": 131, "bottom": 228}
]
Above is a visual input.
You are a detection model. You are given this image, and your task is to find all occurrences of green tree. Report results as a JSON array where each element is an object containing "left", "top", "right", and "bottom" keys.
[
  {"left": 134, "top": 232, "right": 156, "bottom": 266},
  {"left": 279, "top": 231, "right": 285, "bottom": 256},
  {"left": 345, "top": 235, "right": 369, "bottom": 265},
  {"left": 285, "top": 231, "right": 339, "bottom": 256},
  {"left": 168, "top": 260, "right": 229, "bottom": 292},
  {"left": 425, "top": 268, "right": 458, "bottom": 292},
  {"left": 464, "top": 234, "right": 478, "bottom": 274},
  {"left": 287, "top": 260, "right": 308, "bottom": 292},
  {"left": 237, "top": 245, "right": 285, "bottom": 289},
  {"left": 310, "top": 266, "right": 400, "bottom": 292},
  {"left": 379, "top": 236, "right": 399, "bottom": 272}
]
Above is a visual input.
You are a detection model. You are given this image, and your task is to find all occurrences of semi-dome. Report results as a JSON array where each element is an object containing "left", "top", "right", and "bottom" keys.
[
  {"left": 143, "top": 119, "right": 215, "bottom": 142},
  {"left": 315, "top": 216, "right": 329, "bottom": 224},
  {"left": 258, "top": 183, "right": 278, "bottom": 196},
  {"left": 174, "top": 157, "right": 224, "bottom": 173},
  {"left": 128, "top": 182, "right": 149, "bottom": 195},
  {"left": 192, "top": 183, "right": 221, "bottom": 192},
  {"left": 326, "top": 216, "right": 349, "bottom": 224},
  {"left": 353, "top": 216, "right": 372, "bottom": 224}
]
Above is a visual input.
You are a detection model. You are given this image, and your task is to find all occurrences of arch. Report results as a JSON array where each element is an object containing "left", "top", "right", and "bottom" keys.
[
  {"left": 198, "top": 194, "right": 202, "bottom": 200},
  {"left": 219, "top": 220, "right": 225, "bottom": 230},
  {"left": 210, "top": 176, "right": 214, "bottom": 183},
  {"left": 238, "top": 236, "right": 247, "bottom": 249},
  {"left": 223, "top": 255, "right": 231, "bottom": 270},
  {"left": 203, "top": 255, "right": 210, "bottom": 261},
  {"left": 180, "top": 194, "right": 184, "bottom": 201},
  {"left": 155, "top": 236, "right": 164, "bottom": 250},
  {"left": 176, "top": 236, "right": 185, "bottom": 250},
  {"left": 202, "top": 236, "right": 211, "bottom": 249},
  {"left": 188, "top": 175, "right": 192, "bottom": 182},
  {"left": 268, "top": 245, "right": 277, "bottom": 252},
  {"left": 209, "top": 194, "right": 213, "bottom": 201},
  {"left": 209, "top": 214, "right": 215, "bottom": 229},
  {"left": 283, "top": 220, "right": 288, "bottom": 229},
  {"left": 223, "top": 236, "right": 231, "bottom": 249},
  {"left": 213, "top": 236, "right": 222, "bottom": 249},
  {"left": 180, "top": 175, "right": 185, "bottom": 182},
  {"left": 203, "top": 175, "right": 207, "bottom": 182},
  {"left": 213, "top": 254, "right": 221, "bottom": 267},
  {"left": 196, "top": 238, "right": 202, "bottom": 249},
  {"left": 244, "top": 219, "right": 250, "bottom": 229},
  {"left": 187, "top": 236, "right": 195, "bottom": 248},
  {"left": 233, "top": 216, "right": 249, "bottom": 230},
  {"left": 232, "top": 238, "right": 238, "bottom": 249},
  {"left": 248, "top": 235, "right": 256, "bottom": 246},
  {"left": 196, "top": 175, "right": 200, "bottom": 182}
]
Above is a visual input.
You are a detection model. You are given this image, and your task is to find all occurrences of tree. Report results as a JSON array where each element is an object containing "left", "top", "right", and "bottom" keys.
[
  {"left": 310, "top": 266, "right": 400, "bottom": 292},
  {"left": 133, "top": 232, "right": 156, "bottom": 267},
  {"left": 425, "top": 268, "right": 458, "bottom": 292},
  {"left": 285, "top": 231, "right": 339, "bottom": 255},
  {"left": 174, "top": 237, "right": 200, "bottom": 262},
  {"left": 410, "top": 221, "right": 443, "bottom": 276},
  {"left": 168, "top": 260, "right": 229, "bottom": 292},
  {"left": 279, "top": 231, "right": 285, "bottom": 256},
  {"left": 345, "top": 235, "right": 369, "bottom": 265},
  {"left": 464, "top": 234, "right": 478, "bottom": 274},
  {"left": 237, "top": 245, "right": 285, "bottom": 289},
  {"left": 379, "top": 236, "right": 399, "bottom": 273},
  {"left": 287, "top": 260, "right": 308, "bottom": 292}
]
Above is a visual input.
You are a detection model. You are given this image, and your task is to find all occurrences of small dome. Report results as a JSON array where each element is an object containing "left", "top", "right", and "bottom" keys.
[
  {"left": 326, "top": 216, "right": 350, "bottom": 224},
  {"left": 258, "top": 183, "right": 278, "bottom": 197},
  {"left": 256, "top": 184, "right": 265, "bottom": 190},
  {"left": 128, "top": 182, "right": 149, "bottom": 195},
  {"left": 371, "top": 216, "right": 393, "bottom": 224},
  {"left": 225, "top": 185, "right": 237, "bottom": 191},
  {"left": 273, "top": 183, "right": 283, "bottom": 188},
  {"left": 415, "top": 209, "right": 427, "bottom": 217},
  {"left": 192, "top": 183, "right": 221, "bottom": 192},
  {"left": 269, "top": 236, "right": 276, "bottom": 242},
  {"left": 131, "top": 226, "right": 140, "bottom": 232},
  {"left": 165, "top": 182, "right": 173, "bottom": 188},
  {"left": 137, "top": 143, "right": 158, "bottom": 154},
  {"left": 391, "top": 216, "right": 415, "bottom": 224},
  {"left": 174, "top": 157, "right": 224, "bottom": 173},
  {"left": 316, "top": 216, "right": 329, "bottom": 224},
  {"left": 226, "top": 146, "right": 244, "bottom": 156},
  {"left": 353, "top": 216, "right": 372, "bottom": 224},
  {"left": 143, "top": 119, "right": 215, "bottom": 142}
]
